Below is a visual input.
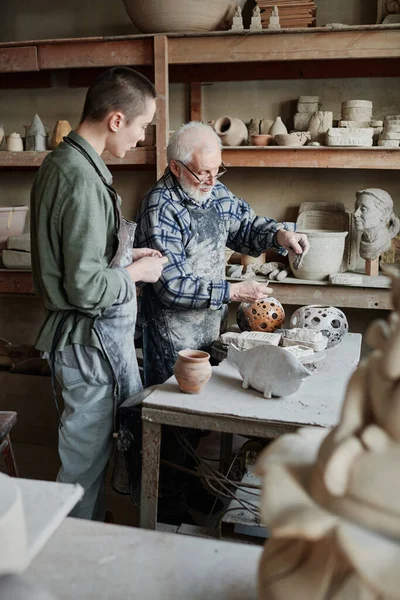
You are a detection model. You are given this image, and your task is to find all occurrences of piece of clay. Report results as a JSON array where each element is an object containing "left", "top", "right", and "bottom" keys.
[{"left": 329, "top": 273, "right": 363, "bottom": 286}]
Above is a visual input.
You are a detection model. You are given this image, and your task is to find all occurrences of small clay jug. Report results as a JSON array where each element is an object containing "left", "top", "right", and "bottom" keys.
[
  {"left": 51, "top": 120, "right": 72, "bottom": 148},
  {"left": 214, "top": 115, "right": 248, "bottom": 146},
  {"left": 6, "top": 133, "right": 23, "bottom": 152},
  {"left": 174, "top": 349, "right": 212, "bottom": 394},
  {"left": 269, "top": 116, "right": 288, "bottom": 136}
]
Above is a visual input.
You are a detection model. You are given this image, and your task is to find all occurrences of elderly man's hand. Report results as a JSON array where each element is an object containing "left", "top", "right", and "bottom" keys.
[
  {"left": 276, "top": 230, "right": 310, "bottom": 256},
  {"left": 230, "top": 280, "right": 273, "bottom": 303}
]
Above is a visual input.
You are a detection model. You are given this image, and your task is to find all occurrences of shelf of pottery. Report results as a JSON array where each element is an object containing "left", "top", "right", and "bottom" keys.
[
  {"left": 0, "top": 117, "right": 156, "bottom": 169},
  {"left": 210, "top": 98, "right": 400, "bottom": 171}
]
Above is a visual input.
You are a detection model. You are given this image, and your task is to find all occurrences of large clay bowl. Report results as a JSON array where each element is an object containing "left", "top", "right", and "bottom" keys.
[
  {"left": 289, "top": 230, "right": 348, "bottom": 281},
  {"left": 123, "top": 0, "right": 247, "bottom": 33},
  {"left": 275, "top": 132, "right": 310, "bottom": 147}
]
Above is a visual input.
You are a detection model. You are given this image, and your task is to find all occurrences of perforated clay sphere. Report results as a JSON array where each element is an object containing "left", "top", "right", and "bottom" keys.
[
  {"left": 237, "top": 298, "right": 285, "bottom": 332},
  {"left": 290, "top": 305, "right": 348, "bottom": 348}
]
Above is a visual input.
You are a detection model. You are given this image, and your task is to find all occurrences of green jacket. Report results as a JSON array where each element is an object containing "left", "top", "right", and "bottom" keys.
[{"left": 30, "top": 131, "right": 134, "bottom": 352}]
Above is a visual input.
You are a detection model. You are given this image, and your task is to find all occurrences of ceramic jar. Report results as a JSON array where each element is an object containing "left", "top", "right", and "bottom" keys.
[
  {"left": 6, "top": 133, "right": 23, "bottom": 152},
  {"left": 174, "top": 349, "right": 212, "bottom": 394},
  {"left": 214, "top": 116, "right": 248, "bottom": 146},
  {"left": 289, "top": 230, "right": 348, "bottom": 281},
  {"left": 269, "top": 117, "right": 288, "bottom": 137},
  {"left": 290, "top": 305, "right": 348, "bottom": 347},
  {"left": 51, "top": 120, "right": 72, "bottom": 148},
  {"left": 122, "top": 0, "right": 247, "bottom": 33}
]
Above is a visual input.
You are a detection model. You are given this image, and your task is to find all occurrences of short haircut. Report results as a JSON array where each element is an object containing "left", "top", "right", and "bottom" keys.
[
  {"left": 167, "top": 121, "right": 222, "bottom": 164},
  {"left": 80, "top": 67, "right": 156, "bottom": 124}
]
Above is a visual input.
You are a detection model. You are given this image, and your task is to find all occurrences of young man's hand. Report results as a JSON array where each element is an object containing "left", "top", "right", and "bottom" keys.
[
  {"left": 132, "top": 248, "right": 163, "bottom": 260},
  {"left": 230, "top": 280, "right": 273, "bottom": 303},
  {"left": 126, "top": 255, "right": 168, "bottom": 283}
]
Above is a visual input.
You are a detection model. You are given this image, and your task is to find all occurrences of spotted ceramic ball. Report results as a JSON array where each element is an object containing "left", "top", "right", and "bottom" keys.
[
  {"left": 237, "top": 297, "right": 285, "bottom": 333},
  {"left": 290, "top": 305, "right": 348, "bottom": 348}
]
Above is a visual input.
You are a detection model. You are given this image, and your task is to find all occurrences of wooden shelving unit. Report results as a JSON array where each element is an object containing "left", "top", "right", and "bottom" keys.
[
  {"left": 1, "top": 26, "right": 400, "bottom": 298},
  {"left": 0, "top": 148, "right": 156, "bottom": 170}
]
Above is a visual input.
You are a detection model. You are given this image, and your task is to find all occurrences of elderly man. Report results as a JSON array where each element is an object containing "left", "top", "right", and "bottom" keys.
[{"left": 136, "top": 121, "right": 309, "bottom": 386}]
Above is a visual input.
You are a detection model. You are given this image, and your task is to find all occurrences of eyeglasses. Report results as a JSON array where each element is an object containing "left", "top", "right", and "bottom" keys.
[{"left": 176, "top": 160, "right": 227, "bottom": 185}]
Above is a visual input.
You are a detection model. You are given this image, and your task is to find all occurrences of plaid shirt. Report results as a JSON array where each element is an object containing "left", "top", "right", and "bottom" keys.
[{"left": 135, "top": 168, "right": 295, "bottom": 310}]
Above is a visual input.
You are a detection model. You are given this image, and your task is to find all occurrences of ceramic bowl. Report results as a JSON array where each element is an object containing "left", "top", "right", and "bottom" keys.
[
  {"left": 275, "top": 132, "right": 310, "bottom": 147},
  {"left": 250, "top": 134, "right": 273, "bottom": 146}
]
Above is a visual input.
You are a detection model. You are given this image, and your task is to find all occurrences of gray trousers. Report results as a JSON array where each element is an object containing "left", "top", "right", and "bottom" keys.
[{"left": 51, "top": 345, "right": 117, "bottom": 521}]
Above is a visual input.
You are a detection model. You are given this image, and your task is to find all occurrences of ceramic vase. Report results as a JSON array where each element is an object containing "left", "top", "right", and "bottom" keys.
[
  {"left": 269, "top": 116, "right": 288, "bottom": 136},
  {"left": 174, "top": 349, "right": 212, "bottom": 394},
  {"left": 122, "top": 0, "right": 247, "bottom": 33},
  {"left": 6, "top": 133, "right": 23, "bottom": 152},
  {"left": 214, "top": 115, "right": 248, "bottom": 147},
  {"left": 51, "top": 120, "right": 72, "bottom": 148},
  {"left": 289, "top": 230, "right": 348, "bottom": 281}
]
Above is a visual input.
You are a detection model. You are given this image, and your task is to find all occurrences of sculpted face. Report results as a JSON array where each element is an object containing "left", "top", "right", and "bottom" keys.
[{"left": 354, "top": 194, "right": 386, "bottom": 232}]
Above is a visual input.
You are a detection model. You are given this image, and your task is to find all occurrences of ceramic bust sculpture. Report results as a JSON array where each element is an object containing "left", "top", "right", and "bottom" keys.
[
  {"left": 354, "top": 188, "right": 400, "bottom": 260},
  {"left": 257, "top": 267, "right": 400, "bottom": 599}
]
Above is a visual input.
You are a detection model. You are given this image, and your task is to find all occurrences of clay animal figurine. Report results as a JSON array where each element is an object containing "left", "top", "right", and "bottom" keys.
[{"left": 228, "top": 345, "right": 311, "bottom": 398}]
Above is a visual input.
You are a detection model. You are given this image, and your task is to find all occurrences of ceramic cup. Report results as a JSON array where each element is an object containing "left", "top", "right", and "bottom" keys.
[{"left": 174, "top": 349, "right": 212, "bottom": 394}]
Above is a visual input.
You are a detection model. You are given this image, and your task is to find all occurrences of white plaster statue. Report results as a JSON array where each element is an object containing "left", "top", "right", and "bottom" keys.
[
  {"left": 250, "top": 4, "right": 262, "bottom": 30},
  {"left": 354, "top": 188, "right": 400, "bottom": 260},
  {"left": 231, "top": 5, "right": 244, "bottom": 31},
  {"left": 253, "top": 5, "right": 261, "bottom": 17},
  {"left": 257, "top": 267, "right": 400, "bottom": 599},
  {"left": 234, "top": 5, "right": 242, "bottom": 17},
  {"left": 271, "top": 5, "right": 279, "bottom": 17}
]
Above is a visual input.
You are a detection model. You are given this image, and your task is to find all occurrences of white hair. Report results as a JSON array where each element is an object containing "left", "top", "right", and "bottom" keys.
[{"left": 167, "top": 121, "right": 222, "bottom": 164}]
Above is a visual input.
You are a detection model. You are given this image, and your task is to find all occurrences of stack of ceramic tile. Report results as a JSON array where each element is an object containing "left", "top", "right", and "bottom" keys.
[
  {"left": 257, "top": 1, "right": 317, "bottom": 28},
  {"left": 378, "top": 115, "right": 400, "bottom": 148},
  {"left": 1, "top": 233, "right": 31, "bottom": 270},
  {"left": 336, "top": 100, "right": 383, "bottom": 145}
]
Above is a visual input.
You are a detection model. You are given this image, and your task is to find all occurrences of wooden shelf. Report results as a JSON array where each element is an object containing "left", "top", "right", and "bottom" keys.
[
  {"left": 0, "top": 148, "right": 156, "bottom": 170},
  {"left": 0, "top": 270, "right": 34, "bottom": 294},
  {"left": 228, "top": 274, "right": 392, "bottom": 310},
  {"left": 222, "top": 147, "right": 400, "bottom": 170}
]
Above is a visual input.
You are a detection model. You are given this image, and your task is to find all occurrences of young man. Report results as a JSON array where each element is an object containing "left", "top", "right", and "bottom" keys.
[{"left": 31, "top": 67, "right": 167, "bottom": 521}]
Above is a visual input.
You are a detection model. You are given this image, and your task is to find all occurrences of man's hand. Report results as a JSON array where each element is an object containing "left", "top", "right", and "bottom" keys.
[
  {"left": 276, "top": 230, "right": 310, "bottom": 256},
  {"left": 230, "top": 280, "right": 273, "bottom": 303},
  {"left": 132, "top": 248, "right": 163, "bottom": 260},
  {"left": 126, "top": 255, "right": 168, "bottom": 283}
]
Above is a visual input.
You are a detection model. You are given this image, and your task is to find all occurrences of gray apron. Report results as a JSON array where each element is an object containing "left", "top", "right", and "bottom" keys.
[
  {"left": 142, "top": 202, "right": 226, "bottom": 386},
  {"left": 55, "top": 137, "right": 142, "bottom": 422}
]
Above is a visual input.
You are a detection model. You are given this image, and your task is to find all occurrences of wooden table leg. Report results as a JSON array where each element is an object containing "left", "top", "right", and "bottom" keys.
[
  {"left": 0, "top": 435, "right": 18, "bottom": 477},
  {"left": 140, "top": 419, "right": 162, "bottom": 530},
  {"left": 219, "top": 433, "right": 233, "bottom": 475}
]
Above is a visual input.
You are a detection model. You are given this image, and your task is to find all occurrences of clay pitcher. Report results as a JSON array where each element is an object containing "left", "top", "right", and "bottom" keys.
[
  {"left": 174, "top": 349, "right": 212, "bottom": 394},
  {"left": 214, "top": 115, "right": 248, "bottom": 146},
  {"left": 51, "top": 120, "right": 72, "bottom": 148}
]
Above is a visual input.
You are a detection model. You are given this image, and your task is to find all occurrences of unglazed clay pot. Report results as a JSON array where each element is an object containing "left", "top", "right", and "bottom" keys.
[
  {"left": 269, "top": 116, "right": 288, "bottom": 136},
  {"left": 289, "top": 230, "right": 348, "bottom": 281},
  {"left": 237, "top": 298, "right": 285, "bottom": 333},
  {"left": 275, "top": 132, "right": 310, "bottom": 147},
  {"left": 51, "top": 120, "right": 72, "bottom": 148},
  {"left": 250, "top": 134, "right": 273, "bottom": 146},
  {"left": 123, "top": 0, "right": 247, "bottom": 33},
  {"left": 174, "top": 349, "right": 212, "bottom": 394},
  {"left": 214, "top": 116, "right": 248, "bottom": 146},
  {"left": 6, "top": 133, "right": 23, "bottom": 152}
]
